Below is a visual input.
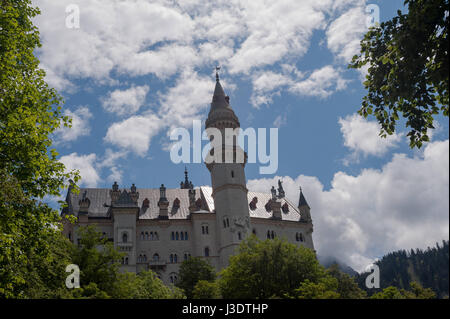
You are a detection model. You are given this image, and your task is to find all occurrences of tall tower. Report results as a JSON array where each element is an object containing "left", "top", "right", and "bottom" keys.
[{"left": 205, "top": 69, "right": 251, "bottom": 268}]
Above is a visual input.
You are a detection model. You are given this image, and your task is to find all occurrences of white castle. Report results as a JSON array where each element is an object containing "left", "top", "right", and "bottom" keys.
[{"left": 62, "top": 73, "right": 315, "bottom": 285}]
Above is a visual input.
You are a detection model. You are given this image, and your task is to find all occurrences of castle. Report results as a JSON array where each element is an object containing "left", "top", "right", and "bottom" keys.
[{"left": 61, "top": 73, "right": 315, "bottom": 285}]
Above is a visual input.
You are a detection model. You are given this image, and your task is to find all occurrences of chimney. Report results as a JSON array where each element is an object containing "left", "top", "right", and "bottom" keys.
[
  {"left": 158, "top": 184, "right": 169, "bottom": 219},
  {"left": 110, "top": 181, "right": 120, "bottom": 204}
]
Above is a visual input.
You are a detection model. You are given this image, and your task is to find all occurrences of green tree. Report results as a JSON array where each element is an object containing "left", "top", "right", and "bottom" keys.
[
  {"left": 371, "top": 282, "right": 436, "bottom": 299},
  {"left": 0, "top": 170, "right": 73, "bottom": 298},
  {"left": 177, "top": 256, "right": 216, "bottom": 298},
  {"left": 192, "top": 280, "right": 221, "bottom": 299},
  {"left": 0, "top": 0, "right": 78, "bottom": 298},
  {"left": 327, "top": 263, "right": 367, "bottom": 299},
  {"left": 218, "top": 236, "right": 323, "bottom": 299},
  {"left": 349, "top": 0, "right": 448, "bottom": 149},
  {"left": 293, "top": 277, "right": 340, "bottom": 299},
  {"left": 70, "top": 225, "right": 123, "bottom": 297},
  {"left": 111, "top": 271, "right": 185, "bottom": 299}
]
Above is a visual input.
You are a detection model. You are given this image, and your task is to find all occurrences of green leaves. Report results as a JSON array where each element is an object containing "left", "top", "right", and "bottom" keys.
[{"left": 349, "top": 0, "right": 448, "bottom": 149}]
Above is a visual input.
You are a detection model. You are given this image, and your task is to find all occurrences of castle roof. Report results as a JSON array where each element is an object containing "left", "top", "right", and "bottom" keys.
[{"left": 64, "top": 186, "right": 303, "bottom": 222}]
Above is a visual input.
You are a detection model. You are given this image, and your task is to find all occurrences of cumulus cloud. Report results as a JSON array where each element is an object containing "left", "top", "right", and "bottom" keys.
[
  {"left": 339, "top": 114, "right": 402, "bottom": 161},
  {"left": 101, "top": 85, "right": 149, "bottom": 116},
  {"left": 289, "top": 65, "right": 349, "bottom": 98},
  {"left": 326, "top": 5, "right": 367, "bottom": 63},
  {"left": 54, "top": 106, "right": 93, "bottom": 144},
  {"left": 157, "top": 69, "right": 214, "bottom": 130},
  {"left": 104, "top": 114, "right": 163, "bottom": 156},
  {"left": 59, "top": 152, "right": 100, "bottom": 187},
  {"left": 247, "top": 139, "right": 449, "bottom": 272}
]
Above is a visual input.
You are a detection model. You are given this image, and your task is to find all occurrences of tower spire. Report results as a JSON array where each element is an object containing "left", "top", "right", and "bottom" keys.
[{"left": 180, "top": 166, "right": 193, "bottom": 189}]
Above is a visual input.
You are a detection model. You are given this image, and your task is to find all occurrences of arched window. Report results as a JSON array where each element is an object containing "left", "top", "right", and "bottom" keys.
[
  {"left": 155, "top": 232, "right": 159, "bottom": 240},
  {"left": 202, "top": 226, "right": 205, "bottom": 234},
  {"left": 174, "top": 254, "right": 178, "bottom": 263},
  {"left": 153, "top": 253, "right": 159, "bottom": 261},
  {"left": 226, "top": 218, "right": 230, "bottom": 227},
  {"left": 176, "top": 232, "right": 179, "bottom": 240},
  {"left": 184, "top": 253, "right": 191, "bottom": 261},
  {"left": 181, "top": 232, "right": 184, "bottom": 240},
  {"left": 271, "top": 231, "right": 275, "bottom": 239},
  {"left": 267, "top": 230, "right": 271, "bottom": 239},
  {"left": 204, "top": 247, "right": 210, "bottom": 257},
  {"left": 145, "top": 232, "right": 149, "bottom": 240},
  {"left": 125, "top": 257, "right": 129, "bottom": 265},
  {"left": 171, "top": 232, "right": 175, "bottom": 240},
  {"left": 143, "top": 254, "right": 147, "bottom": 262},
  {"left": 238, "top": 232, "right": 242, "bottom": 240},
  {"left": 122, "top": 232, "right": 128, "bottom": 243},
  {"left": 231, "top": 170, "right": 234, "bottom": 178},
  {"left": 223, "top": 219, "right": 227, "bottom": 228},
  {"left": 140, "top": 232, "right": 144, "bottom": 240},
  {"left": 170, "top": 254, "right": 174, "bottom": 263},
  {"left": 68, "top": 232, "right": 72, "bottom": 240},
  {"left": 185, "top": 232, "right": 188, "bottom": 240},
  {"left": 205, "top": 226, "right": 209, "bottom": 234},
  {"left": 252, "top": 229, "right": 256, "bottom": 235},
  {"left": 150, "top": 232, "right": 154, "bottom": 240},
  {"left": 299, "top": 233, "right": 304, "bottom": 242}
]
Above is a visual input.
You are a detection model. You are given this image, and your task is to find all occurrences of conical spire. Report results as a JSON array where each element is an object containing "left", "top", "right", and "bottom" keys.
[
  {"left": 211, "top": 66, "right": 230, "bottom": 110},
  {"left": 298, "top": 186, "right": 310, "bottom": 208}
]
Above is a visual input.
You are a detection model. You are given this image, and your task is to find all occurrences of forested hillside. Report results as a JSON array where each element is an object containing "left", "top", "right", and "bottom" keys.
[{"left": 356, "top": 241, "right": 449, "bottom": 298}]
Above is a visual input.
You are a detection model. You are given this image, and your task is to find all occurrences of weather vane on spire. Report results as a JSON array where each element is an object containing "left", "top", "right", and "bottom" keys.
[{"left": 215, "top": 65, "right": 221, "bottom": 81}]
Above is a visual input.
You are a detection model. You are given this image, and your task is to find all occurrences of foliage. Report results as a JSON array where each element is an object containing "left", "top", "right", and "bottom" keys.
[
  {"left": 349, "top": 0, "right": 449, "bottom": 149},
  {"left": 326, "top": 263, "right": 367, "bottom": 299},
  {"left": 371, "top": 282, "right": 435, "bottom": 299},
  {"left": 0, "top": 0, "right": 79, "bottom": 198},
  {"left": 0, "top": 0, "right": 79, "bottom": 298},
  {"left": 356, "top": 241, "right": 449, "bottom": 298},
  {"left": 69, "top": 225, "right": 124, "bottom": 296},
  {"left": 176, "top": 256, "right": 216, "bottom": 298},
  {"left": 111, "top": 271, "right": 185, "bottom": 299},
  {"left": 0, "top": 169, "right": 73, "bottom": 298},
  {"left": 192, "top": 280, "right": 222, "bottom": 299},
  {"left": 293, "top": 277, "right": 340, "bottom": 299},
  {"left": 218, "top": 236, "right": 324, "bottom": 299}
]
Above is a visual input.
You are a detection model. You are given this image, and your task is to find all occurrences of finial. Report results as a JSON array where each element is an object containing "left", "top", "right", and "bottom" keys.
[{"left": 215, "top": 65, "right": 221, "bottom": 82}]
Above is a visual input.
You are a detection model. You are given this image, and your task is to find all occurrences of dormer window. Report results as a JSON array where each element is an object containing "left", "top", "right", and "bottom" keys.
[
  {"left": 282, "top": 203, "right": 289, "bottom": 213},
  {"left": 249, "top": 197, "right": 258, "bottom": 210}
]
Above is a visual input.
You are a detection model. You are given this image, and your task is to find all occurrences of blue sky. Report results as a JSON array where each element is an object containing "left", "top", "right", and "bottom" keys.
[{"left": 34, "top": 0, "right": 449, "bottom": 271}]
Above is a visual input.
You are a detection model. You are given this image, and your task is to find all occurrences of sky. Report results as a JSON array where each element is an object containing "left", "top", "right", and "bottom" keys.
[{"left": 33, "top": 0, "right": 449, "bottom": 272}]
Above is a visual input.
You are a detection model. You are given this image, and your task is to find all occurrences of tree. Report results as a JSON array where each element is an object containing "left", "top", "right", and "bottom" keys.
[
  {"left": 0, "top": 0, "right": 78, "bottom": 298},
  {"left": 371, "top": 282, "right": 435, "bottom": 299},
  {"left": 111, "top": 271, "right": 185, "bottom": 299},
  {"left": 177, "top": 257, "right": 216, "bottom": 298},
  {"left": 192, "top": 280, "right": 221, "bottom": 299},
  {"left": 349, "top": 0, "right": 448, "bottom": 149},
  {"left": 218, "top": 236, "right": 324, "bottom": 299},
  {"left": 327, "top": 263, "right": 367, "bottom": 299},
  {"left": 293, "top": 277, "right": 340, "bottom": 299},
  {"left": 0, "top": 169, "right": 73, "bottom": 298},
  {"left": 70, "top": 225, "right": 124, "bottom": 297}
]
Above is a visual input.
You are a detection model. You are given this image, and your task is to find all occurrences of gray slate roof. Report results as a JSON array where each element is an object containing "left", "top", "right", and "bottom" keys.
[{"left": 65, "top": 186, "right": 303, "bottom": 222}]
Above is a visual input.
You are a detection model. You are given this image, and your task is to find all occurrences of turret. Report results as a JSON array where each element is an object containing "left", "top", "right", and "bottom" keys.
[{"left": 205, "top": 67, "right": 251, "bottom": 268}]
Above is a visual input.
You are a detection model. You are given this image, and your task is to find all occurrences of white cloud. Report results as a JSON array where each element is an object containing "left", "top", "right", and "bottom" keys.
[
  {"left": 59, "top": 152, "right": 100, "bottom": 187},
  {"left": 101, "top": 85, "right": 149, "bottom": 116},
  {"left": 54, "top": 106, "right": 93, "bottom": 143},
  {"left": 339, "top": 114, "right": 402, "bottom": 160},
  {"left": 158, "top": 69, "right": 214, "bottom": 130},
  {"left": 248, "top": 139, "right": 449, "bottom": 272},
  {"left": 326, "top": 5, "right": 367, "bottom": 63},
  {"left": 289, "top": 65, "right": 349, "bottom": 98},
  {"left": 104, "top": 114, "right": 163, "bottom": 156}
]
